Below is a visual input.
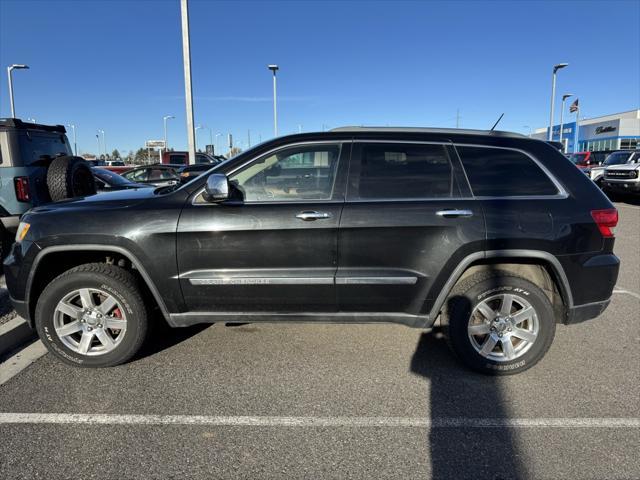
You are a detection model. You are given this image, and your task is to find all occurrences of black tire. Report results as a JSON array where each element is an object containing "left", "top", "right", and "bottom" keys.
[
  {"left": 46, "top": 156, "right": 97, "bottom": 201},
  {"left": 443, "top": 271, "right": 556, "bottom": 375},
  {"left": 35, "top": 263, "right": 149, "bottom": 367}
]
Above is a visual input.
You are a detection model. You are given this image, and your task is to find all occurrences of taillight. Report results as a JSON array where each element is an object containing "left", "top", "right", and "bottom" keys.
[
  {"left": 591, "top": 209, "right": 618, "bottom": 238},
  {"left": 14, "top": 176, "right": 30, "bottom": 202}
]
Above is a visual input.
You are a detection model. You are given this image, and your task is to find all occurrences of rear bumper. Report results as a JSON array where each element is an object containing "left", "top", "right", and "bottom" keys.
[
  {"left": 8, "top": 296, "right": 31, "bottom": 326},
  {"left": 1, "top": 215, "right": 20, "bottom": 231},
  {"left": 565, "top": 298, "right": 611, "bottom": 324}
]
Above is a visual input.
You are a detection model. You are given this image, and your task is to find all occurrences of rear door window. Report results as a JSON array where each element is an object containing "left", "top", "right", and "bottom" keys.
[
  {"left": 456, "top": 146, "right": 559, "bottom": 197},
  {"left": 349, "top": 143, "right": 459, "bottom": 200}
]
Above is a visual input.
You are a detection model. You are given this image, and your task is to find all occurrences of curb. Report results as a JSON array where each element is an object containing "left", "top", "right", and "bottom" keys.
[{"left": 0, "top": 316, "right": 36, "bottom": 358}]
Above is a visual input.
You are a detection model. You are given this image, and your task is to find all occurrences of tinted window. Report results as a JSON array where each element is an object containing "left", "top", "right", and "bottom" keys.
[
  {"left": 228, "top": 144, "right": 341, "bottom": 202},
  {"left": 123, "top": 168, "right": 149, "bottom": 182},
  {"left": 353, "top": 143, "right": 456, "bottom": 199},
  {"left": 93, "top": 168, "right": 130, "bottom": 186},
  {"left": 18, "top": 132, "right": 71, "bottom": 165},
  {"left": 457, "top": 146, "right": 558, "bottom": 197}
]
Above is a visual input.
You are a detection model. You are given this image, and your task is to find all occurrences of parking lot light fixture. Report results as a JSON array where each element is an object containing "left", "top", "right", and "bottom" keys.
[
  {"left": 268, "top": 64, "right": 279, "bottom": 137},
  {"left": 548, "top": 62, "right": 569, "bottom": 141},
  {"left": 195, "top": 125, "right": 203, "bottom": 151},
  {"left": 67, "top": 124, "right": 77, "bottom": 155},
  {"left": 163, "top": 115, "right": 175, "bottom": 150},
  {"left": 98, "top": 129, "right": 106, "bottom": 158},
  {"left": 523, "top": 125, "right": 532, "bottom": 137},
  {"left": 559, "top": 93, "right": 574, "bottom": 152},
  {"left": 7, "top": 64, "right": 29, "bottom": 118}
]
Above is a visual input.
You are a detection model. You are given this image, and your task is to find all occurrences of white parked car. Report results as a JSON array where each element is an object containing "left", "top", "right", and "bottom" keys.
[{"left": 586, "top": 150, "right": 640, "bottom": 188}]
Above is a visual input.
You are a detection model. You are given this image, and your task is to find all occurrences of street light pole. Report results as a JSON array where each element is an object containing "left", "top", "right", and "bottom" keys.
[
  {"left": 559, "top": 93, "right": 573, "bottom": 153},
  {"left": 181, "top": 0, "right": 197, "bottom": 165},
  {"left": 98, "top": 129, "right": 106, "bottom": 158},
  {"left": 268, "top": 64, "right": 279, "bottom": 137},
  {"left": 523, "top": 125, "right": 532, "bottom": 137},
  {"left": 7, "top": 64, "right": 29, "bottom": 118},
  {"left": 215, "top": 133, "right": 221, "bottom": 155},
  {"left": 548, "top": 62, "right": 569, "bottom": 141},
  {"left": 67, "top": 124, "right": 77, "bottom": 155},
  {"left": 163, "top": 115, "right": 174, "bottom": 149}
]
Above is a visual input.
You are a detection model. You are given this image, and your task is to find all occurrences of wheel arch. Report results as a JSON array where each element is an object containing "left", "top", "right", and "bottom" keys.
[
  {"left": 429, "top": 249, "right": 573, "bottom": 326},
  {"left": 26, "top": 245, "right": 170, "bottom": 326}
]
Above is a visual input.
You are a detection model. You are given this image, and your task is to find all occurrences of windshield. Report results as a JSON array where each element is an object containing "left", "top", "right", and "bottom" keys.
[
  {"left": 603, "top": 152, "right": 632, "bottom": 165},
  {"left": 93, "top": 168, "right": 132, "bottom": 186},
  {"left": 568, "top": 153, "right": 588, "bottom": 164}
]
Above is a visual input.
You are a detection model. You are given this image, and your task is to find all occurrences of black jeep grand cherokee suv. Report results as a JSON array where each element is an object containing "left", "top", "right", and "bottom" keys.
[{"left": 4, "top": 127, "right": 619, "bottom": 374}]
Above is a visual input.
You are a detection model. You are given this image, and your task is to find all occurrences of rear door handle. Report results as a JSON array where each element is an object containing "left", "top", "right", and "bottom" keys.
[
  {"left": 436, "top": 209, "right": 474, "bottom": 218},
  {"left": 296, "top": 211, "right": 332, "bottom": 221}
]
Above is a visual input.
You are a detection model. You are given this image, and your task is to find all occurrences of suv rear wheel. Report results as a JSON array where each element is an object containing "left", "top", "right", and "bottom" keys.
[
  {"left": 35, "top": 263, "right": 148, "bottom": 367},
  {"left": 444, "top": 271, "right": 556, "bottom": 375}
]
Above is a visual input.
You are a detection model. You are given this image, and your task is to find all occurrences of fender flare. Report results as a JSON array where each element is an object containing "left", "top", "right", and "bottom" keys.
[
  {"left": 427, "top": 249, "right": 573, "bottom": 324},
  {"left": 26, "top": 244, "right": 171, "bottom": 322}
]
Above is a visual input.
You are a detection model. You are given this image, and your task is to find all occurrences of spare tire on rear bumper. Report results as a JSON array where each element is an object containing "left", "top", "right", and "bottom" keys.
[{"left": 47, "top": 156, "right": 97, "bottom": 201}]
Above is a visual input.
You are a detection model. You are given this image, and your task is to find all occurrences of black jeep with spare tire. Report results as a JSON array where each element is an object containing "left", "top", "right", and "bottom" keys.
[
  {"left": 3, "top": 127, "right": 620, "bottom": 374},
  {"left": 0, "top": 118, "right": 96, "bottom": 258}
]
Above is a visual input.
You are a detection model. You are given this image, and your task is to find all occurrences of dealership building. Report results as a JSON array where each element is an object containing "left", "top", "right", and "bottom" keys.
[{"left": 532, "top": 109, "right": 640, "bottom": 153}]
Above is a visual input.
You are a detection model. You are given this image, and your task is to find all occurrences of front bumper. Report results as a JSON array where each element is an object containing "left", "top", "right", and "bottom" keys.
[{"left": 604, "top": 181, "right": 640, "bottom": 193}]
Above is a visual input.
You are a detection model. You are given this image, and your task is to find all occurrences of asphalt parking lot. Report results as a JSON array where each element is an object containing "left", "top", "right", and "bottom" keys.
[{"left": 0, "top": 200, "right": 638, "bottom": 480}]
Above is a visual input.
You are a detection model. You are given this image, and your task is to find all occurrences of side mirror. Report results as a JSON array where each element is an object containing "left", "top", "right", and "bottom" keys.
[{"left": 204, "top": 173, "right": 229, "bottom": 202}]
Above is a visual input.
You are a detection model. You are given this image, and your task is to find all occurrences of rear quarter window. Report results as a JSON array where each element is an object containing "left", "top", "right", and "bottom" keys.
[{"left": 456, "top": 146, "right": 559, "bottom": 197}]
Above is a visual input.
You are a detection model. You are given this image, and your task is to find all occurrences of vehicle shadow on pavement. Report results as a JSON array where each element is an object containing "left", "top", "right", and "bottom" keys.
[
  {"left": 410, "top": 325, "right": 524, "bottom": 480},
  {"left": 132, "top": 315, "right": 211, "bottom": 361}
]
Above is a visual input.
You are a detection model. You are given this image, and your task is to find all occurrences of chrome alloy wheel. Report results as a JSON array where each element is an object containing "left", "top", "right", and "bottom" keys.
[
  {"left": 53, "top": 288, "right": 127, "bottom": 356},
  {"left": 467, "top": 293, "right": 539, "bottom": 362}
]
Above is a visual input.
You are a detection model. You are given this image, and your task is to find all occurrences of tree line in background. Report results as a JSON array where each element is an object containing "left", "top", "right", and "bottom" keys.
[{"left": 80, "top": 145, "right": 241, "bottom": 165}]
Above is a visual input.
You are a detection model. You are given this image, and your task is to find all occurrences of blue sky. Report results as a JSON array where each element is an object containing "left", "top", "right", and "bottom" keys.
[{"left": 1, "top": 0, "right": 639, "bottom": 155}]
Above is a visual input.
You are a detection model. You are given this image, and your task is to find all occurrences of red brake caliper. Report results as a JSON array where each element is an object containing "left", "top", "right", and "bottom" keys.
[{"left": 111, "top": 308, "right": 123, "bottom": 333}]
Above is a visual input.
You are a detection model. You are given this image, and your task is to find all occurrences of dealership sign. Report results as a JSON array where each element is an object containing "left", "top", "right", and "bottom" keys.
[
  {"left": 145, "top": 140, "right": 166, "bottom": 148},
  {"left": 595, "top": 126, "right": 616, "bottom": 135}
]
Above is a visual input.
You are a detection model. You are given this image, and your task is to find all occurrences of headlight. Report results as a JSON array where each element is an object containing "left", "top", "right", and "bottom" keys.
[{"left": 15, "top": 222, "right": 30, "bottom": 243}]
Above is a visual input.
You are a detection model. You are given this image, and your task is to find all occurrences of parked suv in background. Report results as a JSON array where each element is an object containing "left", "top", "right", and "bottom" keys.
[
  {"left": 4, "top": 127, "right": 619, "bottom": 374},
  {"left": 602, "top": 150, "right": 640, "bottom": 195},
  {"left": 568, "top": 151, "right": 609, "bottom": 172},
  {"left": 587, "top": 150, "right": 640, "bottom": 188},
  {"left": 0, "top": 118, "right": 96, "bottom": 258}
]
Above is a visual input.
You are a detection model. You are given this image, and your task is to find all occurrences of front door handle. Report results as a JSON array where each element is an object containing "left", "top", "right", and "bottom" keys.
[
  {"left": 296, "top": 211, "right": 332, "bottom": 221},
  {"left": 436, "top": 209, "right": 474, "bottom": 218}
]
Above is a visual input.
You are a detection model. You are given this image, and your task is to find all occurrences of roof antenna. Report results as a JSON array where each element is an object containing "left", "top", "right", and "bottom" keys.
[{"left": 490, "top": 113, "right": 504, "bottom": 131}]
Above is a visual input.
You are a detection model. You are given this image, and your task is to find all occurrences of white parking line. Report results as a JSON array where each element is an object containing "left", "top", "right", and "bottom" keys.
[
  {"left": 0, "top": 413, "right": 638, "bottom": 428},
  {"left": 613, "top": 289, "right": 640, "bottom": 300},
  {"left": 0, "top": 340, "right": 47, "bottom": 386}
]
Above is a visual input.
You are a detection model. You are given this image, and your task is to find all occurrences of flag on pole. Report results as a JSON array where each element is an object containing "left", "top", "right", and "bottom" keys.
[{"left": 569, "top": 99, "right": 579, "bottom": 113}]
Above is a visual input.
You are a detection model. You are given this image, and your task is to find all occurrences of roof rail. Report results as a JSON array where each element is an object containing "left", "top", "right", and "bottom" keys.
[{"left": 330, "top": 126, "right": 525, "bottom": 138}]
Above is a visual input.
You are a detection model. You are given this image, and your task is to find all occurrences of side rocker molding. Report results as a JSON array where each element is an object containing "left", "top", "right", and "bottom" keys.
[
  {"left": 26, "top": 244, "right": 171, "bottom": 322},
  {"left": 426, "top": 249, "right": 573, "bottom": 327}
]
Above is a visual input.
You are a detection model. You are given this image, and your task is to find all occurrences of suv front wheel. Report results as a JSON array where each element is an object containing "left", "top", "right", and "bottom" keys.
[
  {"left": 35, "top": 263, "right": 148, "bottom": 367},
  {"left": 444, "top": 271, "right": 556, "bottom": 375}
]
